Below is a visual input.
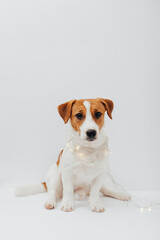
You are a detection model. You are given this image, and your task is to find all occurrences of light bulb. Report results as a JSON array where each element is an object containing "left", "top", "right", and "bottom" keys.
[
  {"left": 140, "top": 207, "right": 144, "bottom": 212},
  {"left": 76, "top": 145, "right": 80, "bottom": 150},
  {"left": 104, "top": 149, "right": 108, "bottom": 155},
  {"left": 77, "top": 152, "right": 84, "bottom": 158}
]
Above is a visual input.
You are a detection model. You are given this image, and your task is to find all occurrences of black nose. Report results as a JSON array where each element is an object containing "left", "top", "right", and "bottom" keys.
[{"left": 86, "top": 129, "right": 97, "bottom": 140}]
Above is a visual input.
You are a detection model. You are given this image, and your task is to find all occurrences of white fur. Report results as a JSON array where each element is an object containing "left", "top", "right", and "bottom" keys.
[
  {"left": 80, "top": 101, "right": 99, "bottom": 141},
  {"left": 14, "top": 184, "right": 46, "bottom": 196},
  {"left": 15, "top": 101, "right": 130, "bottom": 212}
]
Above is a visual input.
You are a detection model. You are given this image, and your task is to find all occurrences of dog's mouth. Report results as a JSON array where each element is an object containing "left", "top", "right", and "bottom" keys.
[{"left": 86, "top": 137, "right": 97, "bottom": 142}]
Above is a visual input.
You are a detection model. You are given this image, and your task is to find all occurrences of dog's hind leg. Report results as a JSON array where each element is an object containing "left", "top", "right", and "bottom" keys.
[
  {"left": 101, "top": 183, "right": 131, "bottom": 201},
  {"left": 44, "top": 164, "right": 62, "bottom": 209}
]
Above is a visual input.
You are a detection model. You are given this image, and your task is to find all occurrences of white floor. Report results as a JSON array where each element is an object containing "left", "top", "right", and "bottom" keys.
[{"left": 0, "top": 186, "right": 160, "bottom": 240}]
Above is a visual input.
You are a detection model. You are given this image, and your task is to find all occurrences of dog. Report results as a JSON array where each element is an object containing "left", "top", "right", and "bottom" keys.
[{"left": 15, "top": 98, "right": 130, "bottom": 212}]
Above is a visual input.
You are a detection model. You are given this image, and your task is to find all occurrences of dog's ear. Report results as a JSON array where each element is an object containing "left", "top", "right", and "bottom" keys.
[
  {"left": 99, "top": 98, "right": 114, "bottom": 119},
  {"left": 58, "top": 100, "right": 76, "bottom": 124}
]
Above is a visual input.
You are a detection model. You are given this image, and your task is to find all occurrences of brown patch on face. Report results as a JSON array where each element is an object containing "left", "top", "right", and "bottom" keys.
[
  {"left": 57, "top": 98, "right": 114, "bottom": 132},
  {"left": 88, "top": 98, "right": 114, "bottom": 130},
  {"left": 56, "top": 149, "right": 63, "bottom": 166},
  {"left": 86, "top": 99, "right": 106, "bottom": 130},
  {"left": 57, "top": 99, "right": 87, "bottom": 132},
  {"left": 70, "top": 100, "right": 86, "bottom": 132}
]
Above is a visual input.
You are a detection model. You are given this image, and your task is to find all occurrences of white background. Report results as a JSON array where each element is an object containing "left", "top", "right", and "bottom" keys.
[{"left": 0, "top": 0, "right": 160, "bottom": 191}]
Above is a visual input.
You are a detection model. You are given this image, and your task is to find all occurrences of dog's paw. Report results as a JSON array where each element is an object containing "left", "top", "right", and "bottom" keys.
[
  {"left": 116, "top": 192, "right": 131, "bottom": 201},
  {"left": 44, "top": 200, "right": 56, "bottom": 210},
  {"left": 61, "top": 201, "right": 74, "bottom": 212},
  {"left": 90, "top": 201, "right": 105, "bottom": 213}
]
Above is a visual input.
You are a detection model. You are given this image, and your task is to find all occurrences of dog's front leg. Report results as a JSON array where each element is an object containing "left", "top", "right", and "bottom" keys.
[
  {"left": 61, "top": 171, "right": 74, "bottom": 212},
  {"left": 89, "top": 175, "right": 105, "bottom": 213}
]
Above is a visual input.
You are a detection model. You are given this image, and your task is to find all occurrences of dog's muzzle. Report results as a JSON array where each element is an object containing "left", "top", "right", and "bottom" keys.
[{"left": 86, "top": 129, "right": 97, "bottom": 141}]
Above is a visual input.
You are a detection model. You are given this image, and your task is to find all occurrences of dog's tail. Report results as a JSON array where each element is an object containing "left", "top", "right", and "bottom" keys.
[{"left": 14, "top": 182, "right": 47, "bottom": 197}]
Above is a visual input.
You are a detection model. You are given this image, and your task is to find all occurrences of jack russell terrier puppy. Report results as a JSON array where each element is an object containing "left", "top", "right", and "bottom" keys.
[{"left": 15, "top": 98, "right": 130, "bottom": 212}]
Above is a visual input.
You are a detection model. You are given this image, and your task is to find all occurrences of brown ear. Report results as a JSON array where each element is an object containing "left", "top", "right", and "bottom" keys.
[
  {"left": 57, "top": 100, "right": 76, "bottom": 124},
  {"left": 99, "top": 98, "right": 114, "bottom": 119}
]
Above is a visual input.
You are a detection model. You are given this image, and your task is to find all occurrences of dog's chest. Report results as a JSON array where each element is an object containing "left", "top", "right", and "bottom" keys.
[
  {"left": 60, "top": 139, "right": 109, "bottom": 187},
  {"left": 72, "top": 163, "right": 101, "bottom": 186},
  {"left": 70, "top": 149, "right": 107, "bottom": 186}
]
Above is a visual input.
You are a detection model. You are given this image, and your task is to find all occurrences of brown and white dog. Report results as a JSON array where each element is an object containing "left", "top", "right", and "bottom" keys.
[{"left": 15, "top": 98, "right": 130, "bottom": 212}]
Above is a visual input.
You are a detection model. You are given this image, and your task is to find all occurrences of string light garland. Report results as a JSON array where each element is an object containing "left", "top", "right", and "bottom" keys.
[
  {"left": 107, "top": 173, "right": 160, "bottom": 212},
  {"left": 65, "top": 138, "right": 160, "bottom": 212}
]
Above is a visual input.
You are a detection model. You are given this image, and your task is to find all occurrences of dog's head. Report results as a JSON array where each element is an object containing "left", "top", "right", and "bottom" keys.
[{"left": 58, "top": 98, "right": 113, "bottom": 146}]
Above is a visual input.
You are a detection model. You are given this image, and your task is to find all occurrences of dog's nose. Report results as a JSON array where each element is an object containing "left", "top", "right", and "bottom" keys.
[{"left": 86, "top": 129, "right": 97, "bottom": 140}]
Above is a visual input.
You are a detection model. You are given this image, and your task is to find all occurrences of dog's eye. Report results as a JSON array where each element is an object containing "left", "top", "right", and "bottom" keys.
[
  {"left": 75, "top": 113, "right": 83, "bottom": 120},
  {"left": 95, "top": 112, "right": 102, "bottom": 119}
]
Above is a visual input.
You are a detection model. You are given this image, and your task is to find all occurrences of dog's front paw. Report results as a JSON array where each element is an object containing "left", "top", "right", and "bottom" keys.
[
  {"left": 44, "top": 200, "right": 56, "bottom": 210},
  {"left": 61, "top": 200, "right": 74, "bottom": 212},
  {"left": 90, "top": 201, "right": 105, "bottom": 213}
]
